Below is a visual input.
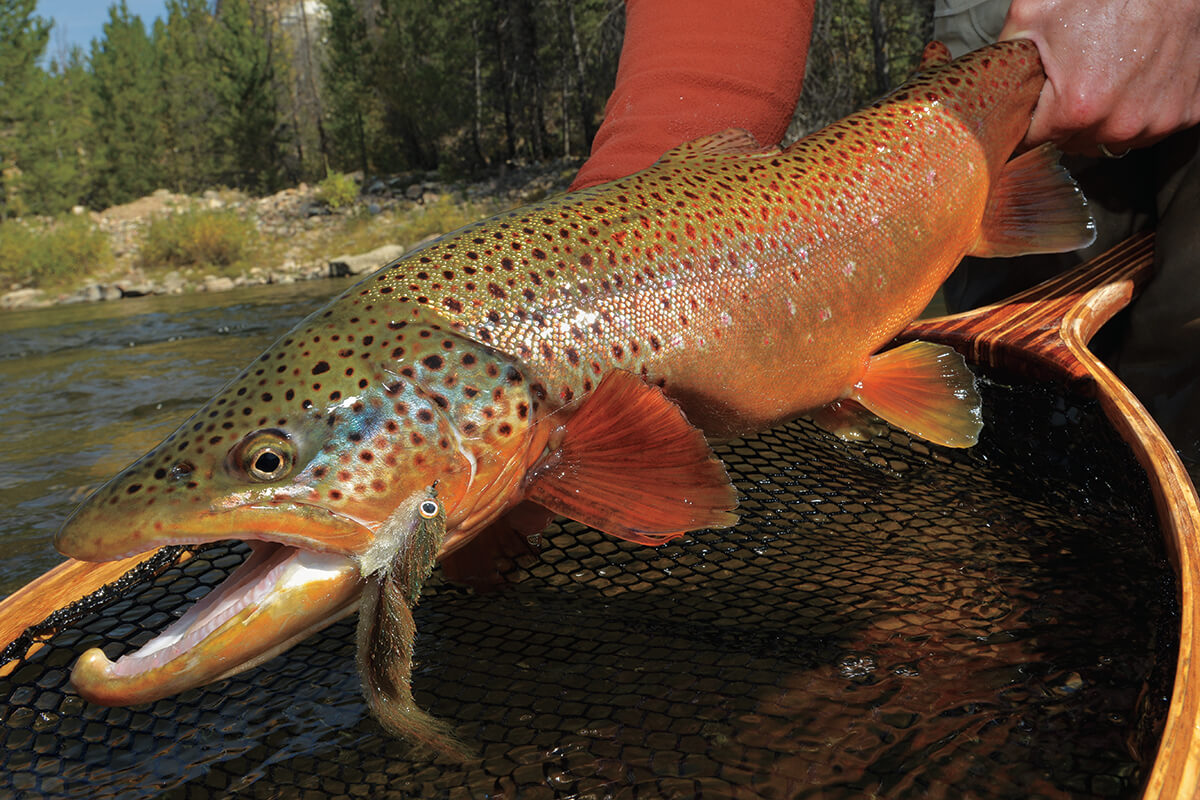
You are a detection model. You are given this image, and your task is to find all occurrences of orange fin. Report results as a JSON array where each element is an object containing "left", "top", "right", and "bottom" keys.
[
  {"left": 848, "top": 341, "right": 983, "bottom": 448},
  {"left": 919, "top": 41, "right": 953, "bottom": 70},
  {"left": 971, "top": 142, "right": 1097, "bottom": 258},
  {"left": 809, "top": 399, "right": 889, "bottom": 442},
  {"left": 658, "top": 128, "right": 781, "bottom": 163},
  {"left": 524, "top": 370, "right": 739, "bottom": 545}
]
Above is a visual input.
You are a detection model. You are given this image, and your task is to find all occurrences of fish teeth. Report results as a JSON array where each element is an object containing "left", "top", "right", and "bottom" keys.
[{"left": 110, "top": 544, "right": 294, "bottom": 678}]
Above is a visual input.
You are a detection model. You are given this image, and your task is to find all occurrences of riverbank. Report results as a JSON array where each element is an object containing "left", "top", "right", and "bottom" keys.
[{"left": 0, "top": 160, "right": 581, "bottom": 312}]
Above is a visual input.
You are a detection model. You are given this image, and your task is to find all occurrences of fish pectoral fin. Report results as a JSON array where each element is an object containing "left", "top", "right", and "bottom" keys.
[
  {"left": 848, "top": 341, "right": 983, "bottom": 448},
  {"left": 808, "top": 399, "right": 890, "bottom": 442},
  {"left": 657, "top": 128, "right": 781, "bottom": 164},
  {"left": 970, "top": 142, "right": 1097, "bottom": 258},
  {"left": 523, "top": 369, "right": 739, "bottom": 546}
]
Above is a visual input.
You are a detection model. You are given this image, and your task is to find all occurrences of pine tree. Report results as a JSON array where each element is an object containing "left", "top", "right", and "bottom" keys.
[
  {"left": 0, "top": 0, "right": 51, "bottom": 216},
  {"left": 209, "top": 0, "right": 286, "bottom": 193},
  {"left": 16, "top": 47, "right": 93, "bottom": 215},
  {"left": 89, "top": 1, "right": 165, "bottom": 208},
  {"left": 157, "top": 0, "right": 219, "bottom": 193},
  {"left": 322, "top": 0, "right": 374, "bottom": 177}
]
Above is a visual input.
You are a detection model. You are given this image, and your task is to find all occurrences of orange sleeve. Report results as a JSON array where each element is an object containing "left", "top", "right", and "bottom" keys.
[{"left": 570, "top": 0, "right": 816, "bottom": 190}]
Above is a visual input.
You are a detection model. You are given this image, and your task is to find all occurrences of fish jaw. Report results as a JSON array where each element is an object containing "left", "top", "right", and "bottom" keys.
[
  {"left": 55, "top": 494, "right": 377, "bottom": 562},
  {"left": 69, "top": 542, "right": 362, "bottom": 705}
]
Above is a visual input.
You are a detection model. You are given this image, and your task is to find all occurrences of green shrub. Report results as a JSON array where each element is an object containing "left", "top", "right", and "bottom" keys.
[
  {"left": 138, "top": 208, "right": 257, "bottom": 270},
  {"left": 316, "top": 172, "right": 359, "bottom": 210},
  {"left": 0, "top": 215, "right": 113, "bottom": 287}
]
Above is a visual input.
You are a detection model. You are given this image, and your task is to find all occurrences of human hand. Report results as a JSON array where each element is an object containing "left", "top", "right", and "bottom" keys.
[{"left": 1001, "top": 0, "right": 1200, "bottom": 154}]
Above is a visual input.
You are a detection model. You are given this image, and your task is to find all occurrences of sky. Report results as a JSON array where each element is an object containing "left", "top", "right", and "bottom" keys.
[{"left": 35, "top": 0, "right": 166, "bottom": 58}]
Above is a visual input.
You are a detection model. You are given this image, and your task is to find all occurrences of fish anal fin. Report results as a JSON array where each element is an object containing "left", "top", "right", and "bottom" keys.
[
  {"left": 919, "top": 41, "right": 953, "bottom": 70},
  {"left": 657, "top": 128, "right": 781, "bottom": 164},
  {"left": 849, "top": 341, "right": 983, "bottom": 448},
  {"left": 971, "top": 142, "right": 1097, "bottom": 258},
  {"left": 809, "top": 399, "right": 889, "bottom": 442},
  {"left": 524, "top": 370, "right": 739, "bottom": 546}
]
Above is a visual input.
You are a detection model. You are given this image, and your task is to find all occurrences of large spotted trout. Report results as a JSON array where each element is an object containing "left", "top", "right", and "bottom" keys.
[{"left": 44, "top": 41, "right": 1093, "bottom": 756}]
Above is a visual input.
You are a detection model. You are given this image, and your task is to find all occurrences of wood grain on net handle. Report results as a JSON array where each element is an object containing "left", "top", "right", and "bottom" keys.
[{"left": 902, "top": 231, "right": 1200, "bottom": 800}]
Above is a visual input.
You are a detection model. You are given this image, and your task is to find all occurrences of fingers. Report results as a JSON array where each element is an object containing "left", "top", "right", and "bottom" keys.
[{"left": 999, "top": 0, "right": 1200, "bottom": 156}]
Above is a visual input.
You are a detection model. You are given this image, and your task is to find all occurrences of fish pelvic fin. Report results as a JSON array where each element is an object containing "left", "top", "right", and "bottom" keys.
[
  {"left": 971, "top": 142, "right": 1097, "bottom": 258},
  {"left": 848, "top": 341, "right": 983, "bottom": 448},
  {"left": 523, "top": 369, "right": 739, "bottom": 546}
]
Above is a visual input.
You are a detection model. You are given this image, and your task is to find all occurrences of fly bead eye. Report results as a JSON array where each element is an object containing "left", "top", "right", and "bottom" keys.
[{"left": 418, "top": 500, "right": 440, "bottom": 518}]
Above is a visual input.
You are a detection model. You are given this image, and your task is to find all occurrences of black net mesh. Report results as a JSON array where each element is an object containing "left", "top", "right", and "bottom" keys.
[{"left": 0, "top": 370, "right": 1177, "bottom": 799}]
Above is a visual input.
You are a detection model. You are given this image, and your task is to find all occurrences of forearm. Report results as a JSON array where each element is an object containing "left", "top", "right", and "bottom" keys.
[{"left": 571, "top": 0, "right": 815, "bottom": 190}]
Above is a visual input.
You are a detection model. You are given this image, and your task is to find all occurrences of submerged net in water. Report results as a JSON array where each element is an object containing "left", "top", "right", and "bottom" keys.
[{"left": 0, "top": 371, "right": 1177, "bottom": 799}]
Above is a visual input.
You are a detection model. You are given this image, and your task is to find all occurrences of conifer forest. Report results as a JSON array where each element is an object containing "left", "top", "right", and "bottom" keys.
[{"left": 0, "top": 0, "right": 933, "bottom": 218}]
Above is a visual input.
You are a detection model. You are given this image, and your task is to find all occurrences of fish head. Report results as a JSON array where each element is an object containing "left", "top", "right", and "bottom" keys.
[
  {"left": 54, "top": 299, "right": 542, "bottom": 707},
  {"left": 55, "top": 301, "right": 540, "bottom": 567}
]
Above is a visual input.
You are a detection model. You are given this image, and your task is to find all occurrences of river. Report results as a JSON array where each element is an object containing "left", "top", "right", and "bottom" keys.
[{"left": 0, "top": 277, "right": 357, "bottom": 597}]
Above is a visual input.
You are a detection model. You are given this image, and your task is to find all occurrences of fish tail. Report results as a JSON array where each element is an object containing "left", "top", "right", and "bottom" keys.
[{"left": 970, "top": 142, "right": 1097, "bottom": 258}]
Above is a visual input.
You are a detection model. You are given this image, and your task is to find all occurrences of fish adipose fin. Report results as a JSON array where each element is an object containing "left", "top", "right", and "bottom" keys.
[
  {"left": 918, "top": 41, "right": 953, "bottom": 70},
  {"left": 847, "top": 341, "right": 983, "bottom": 448},
  {"left": 524, "top": 370, "right": 739, "bottom": 546},
  {"left": 971, "top": 142, "right": 1097, "bottom": 258}
]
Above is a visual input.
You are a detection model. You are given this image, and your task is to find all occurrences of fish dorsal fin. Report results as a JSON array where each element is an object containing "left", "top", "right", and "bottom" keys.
[
  {"left": 971, "top": 142, "right": 1097, "bottom": 258},
  {"left": 657, "top": 128, "right": 781, "bottom": 164},
  {"left": 524, "top": 370, "right": 738, "bottom": 545},
  {"left": 848, "top": 341, "right": 983, "bottom": 448},
  {"left": 919, "top": 41, "right": 953, "bottom": 70}
]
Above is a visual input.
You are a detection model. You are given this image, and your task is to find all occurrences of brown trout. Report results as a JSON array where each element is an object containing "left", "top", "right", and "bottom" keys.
[{"left": 50, "top": 41, "right": 1093, "bottom": 755}]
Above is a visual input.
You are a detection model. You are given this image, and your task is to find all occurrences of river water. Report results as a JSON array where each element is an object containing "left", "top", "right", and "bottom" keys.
[{"left": 0, "top": 278, "right": 356, "bottom": 597}]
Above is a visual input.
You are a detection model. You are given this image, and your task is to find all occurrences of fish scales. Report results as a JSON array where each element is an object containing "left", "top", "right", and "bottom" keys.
[
  {"left": 46, "top": 40, "right": 1095, "bottom": 744},
  {"left": 358, "top": 41, "right": 1038, "bottom": 435}
]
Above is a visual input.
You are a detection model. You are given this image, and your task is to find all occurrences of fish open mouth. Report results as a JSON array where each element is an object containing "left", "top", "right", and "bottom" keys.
[{"left": 70, "top": 541, "right": 363, "bottom": 705}]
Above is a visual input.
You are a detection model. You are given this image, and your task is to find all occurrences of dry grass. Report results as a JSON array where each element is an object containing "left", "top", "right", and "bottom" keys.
[
  {"left": 137, "top": 208, "right": 259, "bottom": 272},
  {"left": 262, "top": 195, "right": 512, "bottom": 271},
  {"left": 0, "top": 215, "right": 114, "bottom": 288}
]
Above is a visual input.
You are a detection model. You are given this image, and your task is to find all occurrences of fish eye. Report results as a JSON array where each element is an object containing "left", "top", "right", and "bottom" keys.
[
  {"left": 418, "top": 500, "right": 439, "bottom": 518},
  {"left": 232, "top": 429, "right": 295, "bottom": 482}
]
